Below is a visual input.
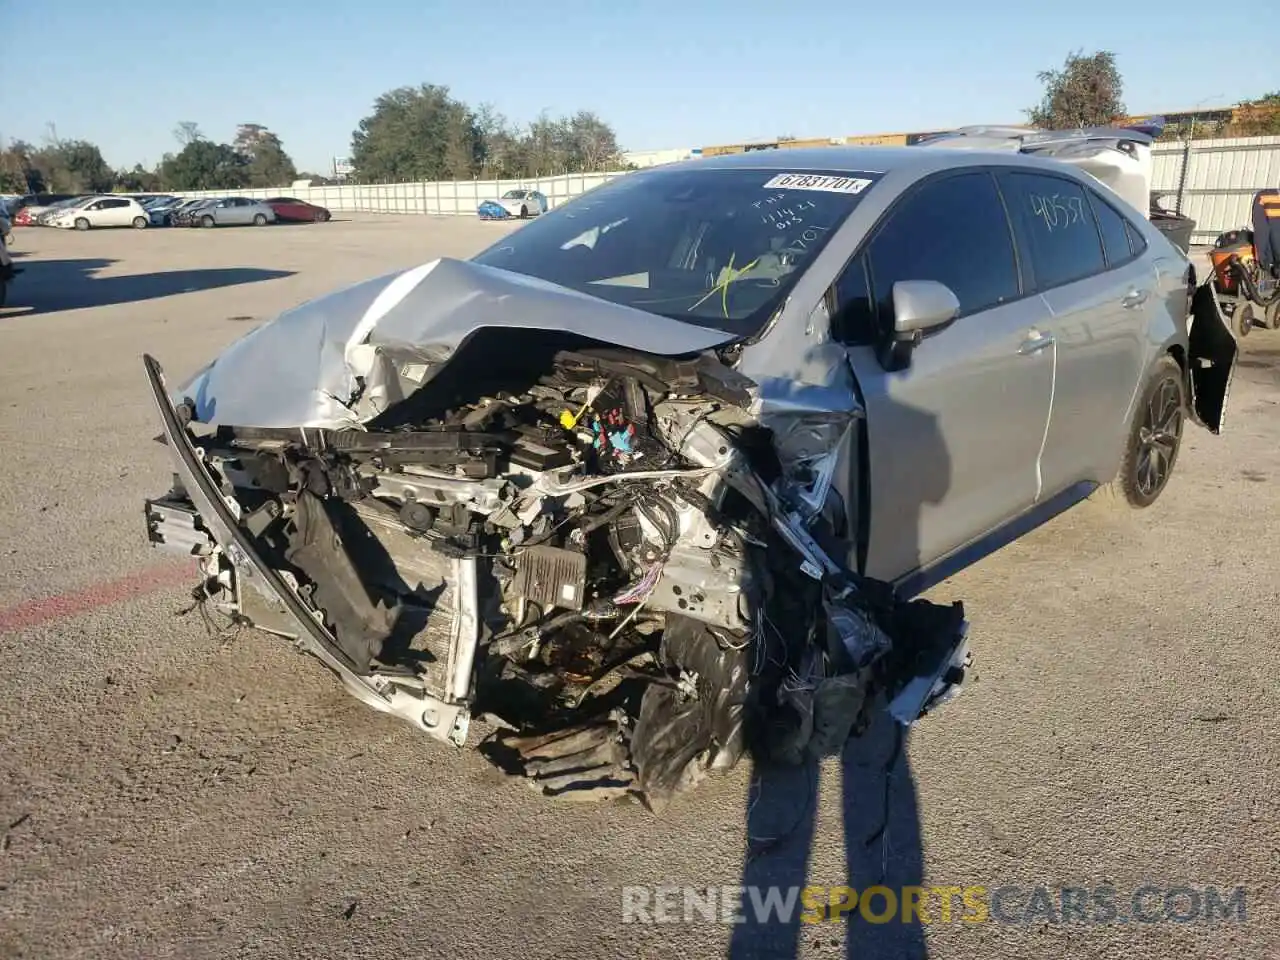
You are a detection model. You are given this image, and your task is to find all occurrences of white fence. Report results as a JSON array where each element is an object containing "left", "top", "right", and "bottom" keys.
[
  {"left": 1151, "top": 135, "right": 1280, "bottom": 243},
  {"left": 163, "top": 136, "right": 1280, "bottom": 242},
  {"left": 171, "top": 171, "right": 630, "bottom": 215}
]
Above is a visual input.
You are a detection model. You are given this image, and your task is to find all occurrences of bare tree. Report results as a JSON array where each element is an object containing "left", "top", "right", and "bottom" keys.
[{"left": 173, "top": 121, "right": 204, "bottom": 146}]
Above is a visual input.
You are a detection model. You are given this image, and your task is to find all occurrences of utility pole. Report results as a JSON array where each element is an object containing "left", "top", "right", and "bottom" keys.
[{"left": 1176, "top": 94, "right": 1223, "bottom": 215}]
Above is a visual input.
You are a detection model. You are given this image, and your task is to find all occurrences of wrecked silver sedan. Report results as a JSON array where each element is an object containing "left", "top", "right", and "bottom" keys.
[{"left": 143, "top": 146, "right": 1235, "bottom": 808}]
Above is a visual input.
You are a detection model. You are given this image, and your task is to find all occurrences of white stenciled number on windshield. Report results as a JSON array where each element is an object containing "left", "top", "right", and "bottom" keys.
[{"left": 760, "top": 199, "right": 816, "bottom": 231}]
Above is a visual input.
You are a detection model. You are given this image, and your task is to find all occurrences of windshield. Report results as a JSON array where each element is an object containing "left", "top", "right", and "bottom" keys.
[
  {"left": 471, "top": 167, "right": 879, "bottom": 334},
  {"left": 501, "top": 190, "right": 527, "bottom": 199}
]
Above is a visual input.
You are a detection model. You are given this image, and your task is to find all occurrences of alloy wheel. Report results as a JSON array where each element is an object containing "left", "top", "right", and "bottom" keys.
[{"left": 1134, "top": 376, "right": 1183, "bottom": 499}]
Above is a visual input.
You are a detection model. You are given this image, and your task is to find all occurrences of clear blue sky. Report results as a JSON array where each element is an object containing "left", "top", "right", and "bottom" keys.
[{"left": 5, "top": 0, "right": 1275, "bottom": 173}]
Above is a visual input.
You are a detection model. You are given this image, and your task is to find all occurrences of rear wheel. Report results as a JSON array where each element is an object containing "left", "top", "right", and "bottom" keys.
[
  {"left": 1102, "top": 355, "right": 1186, "bottom": 508},
  {"left": 253, "top": 213, "right": 267, "bottom": 226},
  {"left": 75, "top": 218, "right": 90, "bottom": 231},
  {"left": 132, "top": 216, "right": 147, "bottom": 229}
]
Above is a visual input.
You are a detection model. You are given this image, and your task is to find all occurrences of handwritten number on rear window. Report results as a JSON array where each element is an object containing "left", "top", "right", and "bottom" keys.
[{"left": 1030, "top": 193, "right": 1084, "bottom": 232}]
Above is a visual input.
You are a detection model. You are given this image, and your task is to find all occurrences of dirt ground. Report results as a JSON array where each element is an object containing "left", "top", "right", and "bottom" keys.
[{"left": 0, "top": 217, "right": 1276, "bottom": 960}]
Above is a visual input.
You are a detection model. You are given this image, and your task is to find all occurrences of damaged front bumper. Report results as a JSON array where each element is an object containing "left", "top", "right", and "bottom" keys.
[
  {"left": 143, "top": 336, "right": 971, "bottom": 809},
  {"left": 144, "top": 355, "right": 478, "bottom": 745}
]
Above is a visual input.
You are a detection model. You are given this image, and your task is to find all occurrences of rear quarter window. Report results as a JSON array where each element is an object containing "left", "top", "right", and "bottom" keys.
[{"left": 1089, "top": 189, "right": 1140, "bottom": 267}]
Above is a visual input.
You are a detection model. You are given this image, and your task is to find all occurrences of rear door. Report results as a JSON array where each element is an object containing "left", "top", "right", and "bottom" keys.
[
  {"left": 998, "top": 170, "right": 1151, "bottom": 493},
  {"left": 101, "top": 197, "right": 133, "bottom": 226},
  {"left": 833, "top": 169, "right": 1055, "bottom": 584},
  {"left": 227, "top": 198, "right": 253, "bottom": 225}
]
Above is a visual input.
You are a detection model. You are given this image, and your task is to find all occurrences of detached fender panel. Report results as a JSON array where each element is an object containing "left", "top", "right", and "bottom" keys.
[{"left": 1187, "top": 283, "right": 1238, "bottom": 434}]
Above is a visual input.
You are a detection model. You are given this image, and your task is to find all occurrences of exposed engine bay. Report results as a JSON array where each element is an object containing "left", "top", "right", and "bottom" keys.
[{"left": 146, "top": 330, "right": 969, "bottom": 810}]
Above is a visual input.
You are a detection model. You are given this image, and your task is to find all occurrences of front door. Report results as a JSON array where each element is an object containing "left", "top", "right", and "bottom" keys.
[{"left": 831, "top": 169, "right": 1055, "bottom": 586}]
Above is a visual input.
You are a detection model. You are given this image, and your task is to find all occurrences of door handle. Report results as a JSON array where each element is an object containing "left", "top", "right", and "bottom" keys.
[
  {"left": 1121, "top": 288, "right": 1149, "bottom": 308},
  {"left": 1019, "top": 332, "right": 1055, "bottom": 355}
]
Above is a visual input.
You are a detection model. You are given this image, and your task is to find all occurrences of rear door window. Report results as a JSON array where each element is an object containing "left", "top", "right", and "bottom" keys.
[
  {"left": 863, "top": 170, "right": 1020, "bottom": 330},
  {"left": 1001, "top": 171, "right": 1107, "bottom": 290}
]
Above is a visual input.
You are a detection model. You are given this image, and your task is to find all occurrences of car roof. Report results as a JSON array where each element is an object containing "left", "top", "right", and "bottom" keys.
[{"left": 653, "top": 144, "right": 1090, "bottom": 180}]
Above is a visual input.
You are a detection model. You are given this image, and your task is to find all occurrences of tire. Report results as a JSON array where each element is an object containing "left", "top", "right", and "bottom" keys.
[
  {"left": 1233, "top": 300, "right": 1255, "bottom": 338},
  {"left": 1101, "top": 355, "right": 1186, "bottom": 509},
  {"left": 315, "top": 209, "right": 330, "bottom": 222},
  {"left": 253, "top": 213, "right": 267, "bottom": 226},
  {"left": 75, "top": 218, "right": 90, "bottom": 231},
  {"left": 132, "top": 216, "right": 147, "bottom": 229},
  {"left": 200, "top": 215, "right": 215, "bottom": 228},
  {"left": 0, "top": 278, "right": 6, "bottom": 309},
  {"left": 520, "top": 205, "right": 528, "bottom": 219}
]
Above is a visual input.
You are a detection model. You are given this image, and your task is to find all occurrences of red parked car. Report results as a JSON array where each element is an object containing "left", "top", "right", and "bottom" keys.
[{"left": 263, "top": 197, "right": 331, "bottom": 223}]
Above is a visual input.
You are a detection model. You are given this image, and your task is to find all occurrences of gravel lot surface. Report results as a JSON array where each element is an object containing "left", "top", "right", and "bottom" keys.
[{"left": 0, "top": 219, "right": 1275, "bottom": 960}]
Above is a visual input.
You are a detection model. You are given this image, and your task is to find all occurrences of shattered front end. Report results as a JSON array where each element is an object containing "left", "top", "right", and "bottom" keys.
[{"left": 143, "top": 261, "right": 970, "bottom": 810}]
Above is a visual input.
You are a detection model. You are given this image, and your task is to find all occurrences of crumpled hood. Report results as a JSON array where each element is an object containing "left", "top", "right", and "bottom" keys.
[{"left": 176, "top": 257, "right": 736, "bottom": 429}]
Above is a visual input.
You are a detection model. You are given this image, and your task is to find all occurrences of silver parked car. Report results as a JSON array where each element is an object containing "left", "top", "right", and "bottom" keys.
[
  {"left": 188, "top": 196, "right": 276, "bottom": 228},
  {"left": 141, "top": 143, "right": 1236, "bottom": 809}
]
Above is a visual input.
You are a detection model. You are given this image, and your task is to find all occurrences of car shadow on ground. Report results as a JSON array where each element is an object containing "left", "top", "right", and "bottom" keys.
[
  {"left": 726, "top": 365, "right": 952, "bottom": 959},
  {"left": 270, "top": 218, "right": 352, "bottom": 225},
  {"left": 1, "top": 258, "right": 294, "bottom": 315}
]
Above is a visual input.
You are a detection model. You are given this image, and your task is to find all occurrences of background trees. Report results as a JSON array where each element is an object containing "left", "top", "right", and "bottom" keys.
[
  {"left": 0, "top": 122, "right": 302, "bottom": 194},
  {"left": 233, "top": 124, "right": 299, "bottom": 188},
  {"left": 159, "top": 140, "right": 251, "bottom": 191},
  {"left": 348, "top": 84, "right": 623, "bottom": 182},
  {"left": 1026, "top": 50, "right": 1126, "bottom": 129}
]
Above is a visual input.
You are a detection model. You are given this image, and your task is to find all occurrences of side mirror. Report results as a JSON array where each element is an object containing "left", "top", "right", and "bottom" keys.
[{"left": 878, "top": 280, "right": 960, "bottom": 371}]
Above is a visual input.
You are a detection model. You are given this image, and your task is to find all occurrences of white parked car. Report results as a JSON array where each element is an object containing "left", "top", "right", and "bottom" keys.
[
  {"left": 477, "top": 189, "right": 549, "bottom": 220},
  {"left": 53, "top": 196, "right": 152, "bottom": 230},
  {"left": 187, "top": 197, "right": 277, "bottom": 228}
]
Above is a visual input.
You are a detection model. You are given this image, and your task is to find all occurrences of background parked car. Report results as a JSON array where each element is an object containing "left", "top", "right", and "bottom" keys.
[
  {"left": 169, "top": 199, "right": 214, "bottom": 226},
  {"left": 145, "top": 197, "right": 192, "bottom": 226},
  {"left": 52, "top": 195, "right": 152, "bottom": 230},
  {"left": 8, "top": 193, "right": 81, "bottom": 224},
  {"left": 189, "top": 197, "right": 277, "bottom": 228},
  {"left": 35, "top": 196, "right": 94, "bottom": 226},
  {"left": 264, "top": 197, "right": 331, "bottom": 222},
  {"left": 477, "top": 188, "right": 548, "bottom": 219}
]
